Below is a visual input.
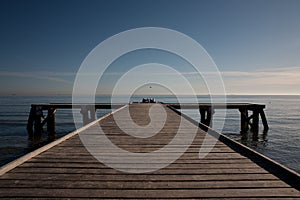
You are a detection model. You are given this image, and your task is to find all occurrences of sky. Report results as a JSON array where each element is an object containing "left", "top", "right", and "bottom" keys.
[{"left": 0, "top": 0, "right": 300, "bottom": 95}]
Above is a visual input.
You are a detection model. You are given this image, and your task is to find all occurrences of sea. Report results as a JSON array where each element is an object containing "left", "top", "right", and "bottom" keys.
[{"left": 0, "top": 95, "right": 300, "bottom": 173}]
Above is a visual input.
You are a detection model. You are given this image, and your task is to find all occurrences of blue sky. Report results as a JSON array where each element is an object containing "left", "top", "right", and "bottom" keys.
[{"left": 0, "top": 0, "right": 300, "bottom": 95}]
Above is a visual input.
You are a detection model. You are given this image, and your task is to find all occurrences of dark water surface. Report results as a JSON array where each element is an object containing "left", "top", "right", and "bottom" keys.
[{"left": 0, "top": 95, "right": 299, "bottom": 173}]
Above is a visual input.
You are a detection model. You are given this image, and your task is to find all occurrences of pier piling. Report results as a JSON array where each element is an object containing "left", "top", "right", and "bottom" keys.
[
  {"left": 46, "top": 108, "right": 56, "bottom": 134},
  {"left": 239, "top": 108, "right": 249, "bottom": 133},
  {"left": 199, "top": 107, "right": 214, "bottom": 127}
]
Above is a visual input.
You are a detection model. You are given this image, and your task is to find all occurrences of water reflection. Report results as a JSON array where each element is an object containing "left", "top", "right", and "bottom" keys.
[
  {"left": 239, "top": 130, "right": 268, "bottom": 148},
  {"left": 27, "top": 131, "right": 56, "bottom": 149}
]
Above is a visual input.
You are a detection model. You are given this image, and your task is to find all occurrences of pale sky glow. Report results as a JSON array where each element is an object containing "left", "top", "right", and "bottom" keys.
[
  {"left": 1, "top": 66, "right": 299, "bottom": 95},
  {"left": 221, "top": 67, "right": 300, "bottom": 95},
  {"left": 0, "top": 0, "right": 300, "bottom": 95}
]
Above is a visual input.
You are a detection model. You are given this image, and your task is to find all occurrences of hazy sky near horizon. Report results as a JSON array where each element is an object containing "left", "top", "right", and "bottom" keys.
[{"left": 0, "top": 0, "right": 300, "bottom": 95}]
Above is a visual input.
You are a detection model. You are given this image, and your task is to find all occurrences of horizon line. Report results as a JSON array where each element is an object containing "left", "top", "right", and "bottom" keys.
[{"left": 1, "top": 93, "right": 300, "bottom": 96}]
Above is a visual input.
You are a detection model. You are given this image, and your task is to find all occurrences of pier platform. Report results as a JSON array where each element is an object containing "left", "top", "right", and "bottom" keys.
[{"left": 0, "top": 103, "right": 300, "bottom": 199}]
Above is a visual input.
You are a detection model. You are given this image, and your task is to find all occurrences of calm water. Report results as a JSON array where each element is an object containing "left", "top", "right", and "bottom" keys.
[{"left": 0, "top": 95, "right": 300, "bottom": 173}]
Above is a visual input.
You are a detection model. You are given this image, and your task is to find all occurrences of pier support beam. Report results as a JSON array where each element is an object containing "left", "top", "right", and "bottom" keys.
[
  {"left": 80, "top": 105, "right": 96, "bottom": 126},
  {"left": 47, "top": 108, "right": 56, "bottom": 134},
  {"left": 34, "top": 106, "right": 43, "bottom": 133},
  {"left": 239, "top": 106, "right": 269, "bottom": 135},
  {"left": 252, "top": 109, "right": 259, "bottom": 134},
  {"left": 260, "top": 110, "right": 269, "bottom": 133},
  {"left": 199, "top": 107, "right": 214, "bottom": 128},
  {"left": 27, "top": 107, "right": 35, "bottom": 137},
  {"left": 239, "top": 108, "right": 249, "bottom": 133},
  {"left": 27, "top": 106, "right": 43, "bottom": 137},
  {"left": 89, "top": 106, "right": 96, "bottom": 121},
  {"left": 26, "top": 103, "right": 123, "bottom": 139}
]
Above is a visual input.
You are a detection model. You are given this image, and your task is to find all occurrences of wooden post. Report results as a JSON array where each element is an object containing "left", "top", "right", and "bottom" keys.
[
  {"left": 206, "top": 106, "right": 214, "bottom": 127},
  {"left": 200, "top": 108, "right": 206, "bottom": 125},
  {"left": 89, "top": 105, "right": 96, "bottom": 121},
  {"left": 80, "top": 105, "right": 89, "bottom": 126},
  {"left": 252, "top": 109, "right": 259, "bottom": 134},
  {"left": 260, "top": 110, "right": 269, "bottom": 133},
  {"left": 27, "top": 106, "right": 35, "bottom": 137},
  {"left": 199, "top": 107, "right": 214, "bottom": 128},
  {"left": 47, "top": 108, "right": 56, "bottom": 134},
  {"left": 239, "top": 108, "right": 249, "bottom": 133},
  {"left": 34, "top": 106, "right": 43, "bottom": 134}
]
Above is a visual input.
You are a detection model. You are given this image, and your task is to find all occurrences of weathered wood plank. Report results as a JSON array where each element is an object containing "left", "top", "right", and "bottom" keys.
[
  {"left": 0, "top": 188, "right": 299, "bottom": 198},
  {"left": 11, "top": 167, "right": 268, "bottom": 174},
  {"left": 0, "top": 172, "right": 280, "bottom": 181},
  {"left": 27, "top": 157, "right": 255, "bottom": 164},
  {"left": 20, "top": 162, "right": 262, "bottom": 169},
  {"left": 0, "top": 180, "right": 291, "bottom": 189}
]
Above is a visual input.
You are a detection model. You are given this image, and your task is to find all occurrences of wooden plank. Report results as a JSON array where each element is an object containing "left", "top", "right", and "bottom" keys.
[
  {"left": 10, "top": 167, "right": 268, "bottom": 174},
  {"left": 0, "top": 180, "right": 291, "bottom": 189},
  {"left": 19, "top": 162, "right": 262, "bottom": 169},
  {"left": 0, "top": 173, "right": 280, "bottom": 181},
  {"left": 27, "top": 157, "right": 255, "bottom": 164},
  {"left": 0, "top": 188, "right": 299, "bottom": 198}
]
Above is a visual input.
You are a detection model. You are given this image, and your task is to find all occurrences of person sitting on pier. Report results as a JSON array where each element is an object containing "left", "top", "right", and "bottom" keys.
[{"left": 142, "top": 98, "right": 156, "bottom": 103}]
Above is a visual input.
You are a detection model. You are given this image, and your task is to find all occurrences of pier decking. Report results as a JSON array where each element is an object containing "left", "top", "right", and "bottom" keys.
[{"left": 1, "top": 103, "right": 300, "bottom": 199}]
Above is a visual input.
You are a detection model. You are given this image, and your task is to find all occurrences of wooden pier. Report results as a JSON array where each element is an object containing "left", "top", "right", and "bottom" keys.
[
  {"left": 26, "top": 102, "right": 268, "bottom": 136},
  {"left": 167, "top": 103, "right": 269, "bottom": 133},
  {"left": 0, "top": 103, "right": 300, "bottom": 199},
  {"left": 26, "top": 103, "right": 124, "bottom": 136}
]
